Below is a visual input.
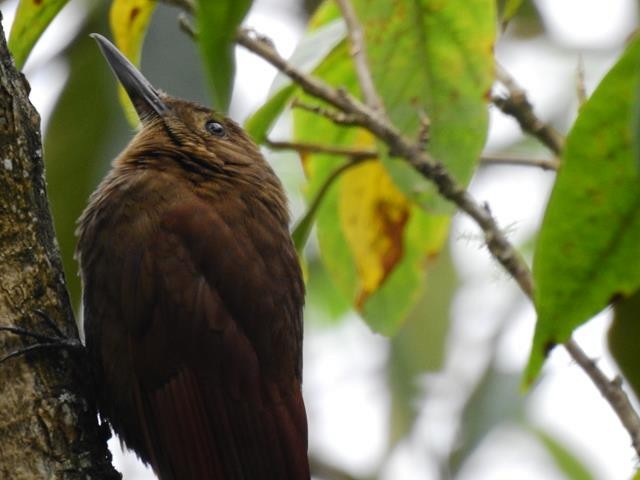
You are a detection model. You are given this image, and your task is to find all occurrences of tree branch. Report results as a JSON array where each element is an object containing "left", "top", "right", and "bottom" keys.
[
  {"left": 493, "top": 63, "right": 565, "bottom": 155},
  {"left": 335, "top": 0, "right": 385, "bottom": 113},
  {"left": 480, "top": 153, "right": 559, "bottom": 171},
  {"left": 291, "top": 98, "right": 363, "bottom": 126},
  {"left": 266, "top": 139, "right": 377, "bottom": 160},
  {"left": 233, "top": 19, "right": 640, "bottom": 457},
  {"left": 236, "top": 26, "right": 534, "bottom": 298},
  {"left": 0, "top": 15, "right": 120, "bottom": 479},
  {"left": 565, "top": 339, "right": 640, "bottom": 454}
]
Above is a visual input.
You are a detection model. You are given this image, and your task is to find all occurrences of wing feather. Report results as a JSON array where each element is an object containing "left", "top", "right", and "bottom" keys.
[{"left": 92, "top": 201, "right": 309, "bottom": 480}]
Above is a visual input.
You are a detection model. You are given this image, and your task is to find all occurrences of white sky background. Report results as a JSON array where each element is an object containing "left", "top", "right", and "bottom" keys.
[{"left": 3, "top": 0, "right": 640, "bottom": 478}]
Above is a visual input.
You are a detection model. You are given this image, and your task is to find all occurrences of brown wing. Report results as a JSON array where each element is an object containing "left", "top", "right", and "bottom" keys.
[{"left": 84, "top": 198, "right": 308, "bottom": 480}]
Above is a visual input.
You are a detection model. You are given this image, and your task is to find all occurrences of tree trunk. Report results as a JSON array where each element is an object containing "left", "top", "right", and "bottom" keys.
[{"left": 0, "top": 14, "right": 120, "bottom": 480}]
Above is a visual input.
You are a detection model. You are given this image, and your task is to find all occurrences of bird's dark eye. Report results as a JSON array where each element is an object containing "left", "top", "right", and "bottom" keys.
[{"left": 205, "top": 120, "right": 225, "bottom": 137}]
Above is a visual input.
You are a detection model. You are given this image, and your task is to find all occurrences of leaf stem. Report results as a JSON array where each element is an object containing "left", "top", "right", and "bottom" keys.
[
  {"left": 266, "top": 139, "right": 377, "bottom": 160},
  {"left": 480, "top": 153, "right": 559, "bottom": 171},
  {"left": 335, "top": 0, "right": 386, "bottom": 114},
  {"left": 292, "top": 157, "right": 373, "bottom": 252}
]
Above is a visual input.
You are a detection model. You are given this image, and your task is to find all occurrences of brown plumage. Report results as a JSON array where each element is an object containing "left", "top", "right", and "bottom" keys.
[{"left": 76, "top": 34, "right": 308, "bottom": 480}]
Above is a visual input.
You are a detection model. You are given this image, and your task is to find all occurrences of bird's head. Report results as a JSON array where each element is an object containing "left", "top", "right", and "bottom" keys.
[{"left": 91, "top": 33, "right": 267, "bottom": 181}]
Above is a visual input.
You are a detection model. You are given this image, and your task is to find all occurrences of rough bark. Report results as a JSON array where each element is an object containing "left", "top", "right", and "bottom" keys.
[{"left": 0, "top": 14, "right": 120, "bottom": 480}]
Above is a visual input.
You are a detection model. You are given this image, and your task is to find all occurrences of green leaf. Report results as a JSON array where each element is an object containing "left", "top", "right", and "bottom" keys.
[
  {"left": 244, "top": 84, "right": 295, "bottom": 144},
  {"left": 8, "top": 0, "right": 70, "bottom": 68},
  {"left": 355, "top": 0, "right": 495, "bottom": 211},
  {"left": 500, "top": 0, "right": 524, "bottom": 27},
  {"left": 292, "top": 0, "right": 494, "bottom": 333},
  {"left": 307, "top": 0, "right": 340, "bottom": 29},
  {"left": 45, "top": 10, "right": 126, "bottom": 309},
  {"left": 305, "top": 257, "right": 351, "bottom": 326},
  {"left": 634, "top": 73, "right": 640, "bottom": 172},
  {"left": 531, "top": 428, "right": 594, "bottom": 480},
  {"left": 608, "top": 290, "right": 640, "bottom": 401},
  {"left": 195, "top": 0, "right": 252, "bottom": 112},
  {"left": 294, "top": 63, "right": 450, "bottom": 333},
  {"left": 526, "top": 35, "right": 640, "bottom": 384},
  {"left": 109, "top": 0, "right": 157, "bottom": 126}
]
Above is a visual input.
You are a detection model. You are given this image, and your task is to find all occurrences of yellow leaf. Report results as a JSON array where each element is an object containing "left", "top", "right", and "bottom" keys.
[
  {"left": 339, "top": 160, "right": 411, "bottom": 308},
  {"left": 109, "top": 0, "right": 157, "bottom": 126}
]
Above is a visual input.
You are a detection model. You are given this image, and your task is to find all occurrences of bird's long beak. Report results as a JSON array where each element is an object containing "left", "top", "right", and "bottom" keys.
[{"left": 91, "top": 33, "right": 168, "bottom": 121}]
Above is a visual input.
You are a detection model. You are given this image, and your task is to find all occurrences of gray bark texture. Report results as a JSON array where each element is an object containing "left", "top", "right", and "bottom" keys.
[{"left": 0, "top": 14, "right": 121, "bottom": 480}]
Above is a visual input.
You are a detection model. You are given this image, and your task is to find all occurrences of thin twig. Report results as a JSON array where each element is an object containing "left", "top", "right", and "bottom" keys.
[
  {"left": 266, "top": 139, "right": 378, "bottom": 160},
  {"left": 417, "top": 108, "right": 430, "bottom": 150},
  {"left": 564, "top": 339, "right": 640, "bottom": 454},
  {"left": 480, "top": 153, "right": 559, "bottom": 171},
  {"left": 335, "top": 0, "right": 385, "bottom": 113},
  {"left": 576, "top": 56, "right": 587, "bottom": 107},
  {"left": 236, "top": 30, "right": 370, "bottom": 123},
  {"left": 0, "top": 325, "right": 63, "bottom": 344},
  {"left": 33, "top": 308, "right": 67, "bottom": 338},
  {"left": 494, "top": 63, "right": 565, "bottom": 155},
  {"left": 0, "top": 341, "right": 82, "bottom": 366},
  {"left": 291, "top": 98, "right": 362, "bottom": 126}
]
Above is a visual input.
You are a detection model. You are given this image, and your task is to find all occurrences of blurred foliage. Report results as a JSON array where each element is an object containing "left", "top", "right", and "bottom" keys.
[
  {"left": 195, "top": 0, "right": 252, "bottom": 111},
  {"left": 245, "top": 84, "right": 296, "bottom": 144},
  {"left": 497, "top": 0, "right": 544, "bottom": 36},
  {"left": 531, "top": 428, "right": 594, "bottom": 480},
  {"left": 499, "top": 0, "right": 523, "bottom": 25},
  {"left": 527, "top": 34, "right": 640, "bottom": 384},
  {"left": 609, "top": 290, "right": 640, "bottom": 402},
  {"left": 109, "top": 0, "right": 157, "bottom": 125},
  {"left": 450, "top": 359, "right": 593, "bottom": 480},
  {"left": 387, "top": 246, "right": 456, "bottom": 446},
  {"left": 302, "top": 0, "right": 323, "bottom": 18},
  {"left": 304, "top": 255, "right": 351, "bottom": 326},
  {"left": 449, "top": 364, "right": 524, "bottom": 475},
  {"left": 9, "top": 0, "right": 69, "bottom": 68},
  {"left": 44, "top": 3, "right": 127, "bottom": 309}
]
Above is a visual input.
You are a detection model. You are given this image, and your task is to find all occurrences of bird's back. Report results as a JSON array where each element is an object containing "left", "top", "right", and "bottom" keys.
[{"left": 77, "top": 164, "right": 308, "bottom": 480}]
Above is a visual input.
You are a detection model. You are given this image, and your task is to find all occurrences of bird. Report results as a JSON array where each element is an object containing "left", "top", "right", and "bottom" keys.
[{"left": 75, "top": 34, "right": 309, "bottom": 480}]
